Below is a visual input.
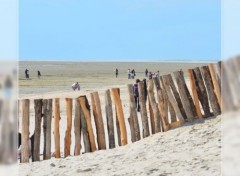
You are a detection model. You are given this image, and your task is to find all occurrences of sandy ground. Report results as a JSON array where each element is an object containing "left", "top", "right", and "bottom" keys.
[
  {"left": 18, "top": 61, "right": 221, "bottom": 176},
  {"left": 19, "top": 115, "right": 221, "bottom": 176}
]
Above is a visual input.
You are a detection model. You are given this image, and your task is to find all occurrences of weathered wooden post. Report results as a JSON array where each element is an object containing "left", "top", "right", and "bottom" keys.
[
  {"left": 128, "top": 117, "right": 135, "bottom": 142},
  {"left": 162, "top": 75, "right": 184, "bottom": 125},
  {"left": 153, "top": 77, "right": 170, "bottom": 132},
  {"left": 224, "top": 59, "right": 240, "bottom": 108},
  {"left": 147, "top": 79, "right": 161, "bottom": 133},
  {"left": 79, "top": 96, "right": 97, "bottom": 152},
  {"left": 21, "top": 99, "right": 30, "bottom": 163},
  {"left": 105, "top": 90, "right": 115, "bottom": 149},
  {"left": 188, "top": 69, "right": 203, "bottom": 118},
  {"left": 33, "top": 99, "right": 42, "bottom": 161},
  {"left": 221, "top": 62, "right": 233, "bottom": 112},
  {"left": 127, "top": 84, "right": 140, "bottom": 142},
  {"left": 192, "top": 67, "right": 211, "bottom": 117},
  {"left": 167, "top": 74, "right": 187, "bottom": 119},
  {"left": 54, "top": 98, "right": 61, "bottom": 158},
  {"left": 201, "top": 66, "right": 221, "bottom": 116},
  {"left": 138, "top": 81, "right": 150, "bottom": 138},
  {"left": 213, "top": 62, "right": 221, "bottom": 91},
  {"left": 114, "top": 88, "right": 122, "bottom": 146},
  {"left": 148, "top": 95, "right": 155, "bottom": 134},
  {"left": 160, "top": 76, "right": 177, "bottom": 123},
  {"left": 173, "top": 71, "right": 195, "bottom": 122},
  {"left": 111, "top": 88, "right": 128, "bottom": 146},
  {"left": 208, "top": 64, "right": 222, "bottom": 110},
  {"left": 91, "top": 92, "right": 106, "bottom": 150},
  {"left": 43, "top": 99, "right": 52, "bottom": 160},
  {"left": 74, "top": 98, "right": 81, "bottom": 155},
  {"left": 79, "top": 101, "right": 91, "bottom": 153},
  {"left": 169, "top": 102, "right": 178, "bottom": 125},
  {"left": 64, "top": 98, "right": 72, "bottom": 157}
]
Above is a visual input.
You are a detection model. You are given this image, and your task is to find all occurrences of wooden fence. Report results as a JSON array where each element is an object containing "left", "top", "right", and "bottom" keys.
[{"left": 19, "top": 61, "right": 228, "bottom": 163}]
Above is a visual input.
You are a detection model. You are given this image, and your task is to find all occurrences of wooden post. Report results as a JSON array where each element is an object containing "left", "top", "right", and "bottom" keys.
[
  {"left": 127, "top": 84, "right": 140, "bottom": 142},
  {"left": 162, "top": 75, "right": 184, "bottom": 125},
  {"left": 221, "top": 62, "right": 233, "bottom": 112},
  {"left": 54, "top": 98, "right": 61, "bottom": 158},
  {"left": 79, "top": 96, "right": 97, "bottom": 152},
  {"left": 153, "top": 77, "right": 170, "bottom": 132},
  {"left": 79, "top": 102, "right": 91, "bottom": 153},
  {"left": 169, "top": 102, "right": 177, "bottom": 123},
  {"left": 111, "top": 88, "right": 128, "bottom": 146},
  {"left": 213, "top": 63, "right": 221, "bottom": 92},
  {"left": 33, "top": 99, "right": 42, "bottom": 162},
  {"left": 128, "top": 117, "right": 135, "bottom": 142},
  {"left": 201, "top": 66, "right": 221, "bottom": 116},
  {"left": 105, "top": 90, "right": 115, "bottom": 149},
  {"left": 208, "top": 64, "right": 222, "bottom": 110},
  {"left": 188, "top": 69, "right": 203, "bottom": 118},
  {"left": 64, "top": 98, "right": 72, "bottom": 157},
  {"left": 43, "top": 99, "right": 52, "bottom": 160},
  {"left": 160, "top": 76, "right": 177, "bottom": 123},
  {"left": 115, "top": 88, "right": 121, "bottom": 146},
  {"left": 224, "top": 59, "right": 240, "bottom": 108},
  {"left": 173, "top": 71, "right": 194, "bottom": 122},
  {"left": 138, "top": 81, "right": 150, "bottom": 138},
  {"left": 148, "top": 95, "right": 155, "bottom": 134},
  {"left": 21, "top": 99, "right": 30, "bottom": 163},
  {"left": 192, "top": 67, "right": 211, "bottom": 117},
  {"left": 74, "top": 98, "right": 81, "bottom": 155},
  {"left": 147, "top": 79, "right": 161, "bottom": 133},
  {"left": 167, "top": 74, "right": 187, "bottom": 119},
  {"left": 91, "top": 92, "right": 106, "bottom": 150}
]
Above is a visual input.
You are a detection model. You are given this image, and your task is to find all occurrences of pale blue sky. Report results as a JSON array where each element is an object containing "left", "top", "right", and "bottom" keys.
[{"left": 19, "top": 0, "right": 221, "bottom": 61}]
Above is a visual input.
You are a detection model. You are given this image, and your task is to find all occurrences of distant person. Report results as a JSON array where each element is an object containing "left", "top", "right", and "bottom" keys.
[
  {"left": 72, "top": 82, "right": 80, "bottom": 91},
  {"left": 115, "top": 68, "right": 118, "bottom": 78},
  {"left": 142, "top": 78, "right": 147, "bottom": 102},
  {"left": 148, "top": 72, "right": 153, "bottom": 79},
  {"left": 145, "top": 69, "right": 148, "bottom": 77},
  {"left": 37, "top": 70, "right": 41, "bottom": 79},
  {"left": 133, "top": 79, "right": 141, "bottom": 112},
  {"left": 132, "top": 69, "right": 136, "bottom": 76},
  {"left": 131, "top": 69, "right": 135, "bottom": 79},
  {"left": 25, "top": 69, "right": 29, "bottom": 79},
  {"left": 154, "top": 70, "right": 160, "bottom": 79},
  {"left": 127, "top": 69, "right": 131, "bottom": 79}
]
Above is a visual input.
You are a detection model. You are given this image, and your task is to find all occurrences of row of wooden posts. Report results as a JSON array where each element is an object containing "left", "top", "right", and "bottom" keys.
[{"left": 20, "top": 62, "right": 223, "bottom": 163}]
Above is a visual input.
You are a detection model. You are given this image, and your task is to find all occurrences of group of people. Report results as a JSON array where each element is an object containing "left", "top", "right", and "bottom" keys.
[
  {"left": 127, "top": 69, "right": 136, "bottom": 79},
  {"left": 24, "top": 69, "right": 41, "bottom": 79},
  {"left": 145, "top": 69, "right": 160, "bottom": 79}
]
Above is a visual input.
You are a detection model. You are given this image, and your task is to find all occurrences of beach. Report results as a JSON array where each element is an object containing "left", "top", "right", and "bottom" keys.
[{"left": 18, "top": 61, "right": 221, "bottom": 176}]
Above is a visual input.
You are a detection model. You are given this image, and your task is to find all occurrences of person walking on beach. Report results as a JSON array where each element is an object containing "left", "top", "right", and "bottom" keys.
[
  {"left": 37, "top": 70, "right": 41, "bottom": 79},
  {"left": 148, "top": 72, "right": 153, "bottom": 79},
  {"left": 145, "top": 69, "right": 148, "bottom": 77},
  {"left": 133, "top": 79, "right": 141, "bottom": 112},
  {"left": 154, "top": 70, "right": 160, "bottom": 79},
  {"left": 25, "top": 69, "right": 29, "bottom": 79},
  {"left": 115, "top": 68, "right": 118, "bottom": 78},
  {"left": 72, "top": 82, "right": 80, "bottom": 91},
  {"left": 127, "top": 69, "right": 131, "bottom": 79},
  {"left": 131, "top": 69, "right": 136, "bottom": 79}
]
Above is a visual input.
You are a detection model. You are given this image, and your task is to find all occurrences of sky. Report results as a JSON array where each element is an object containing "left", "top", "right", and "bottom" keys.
[{"left": 19, "top": 0, "right": 221, "bottom": 61}]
